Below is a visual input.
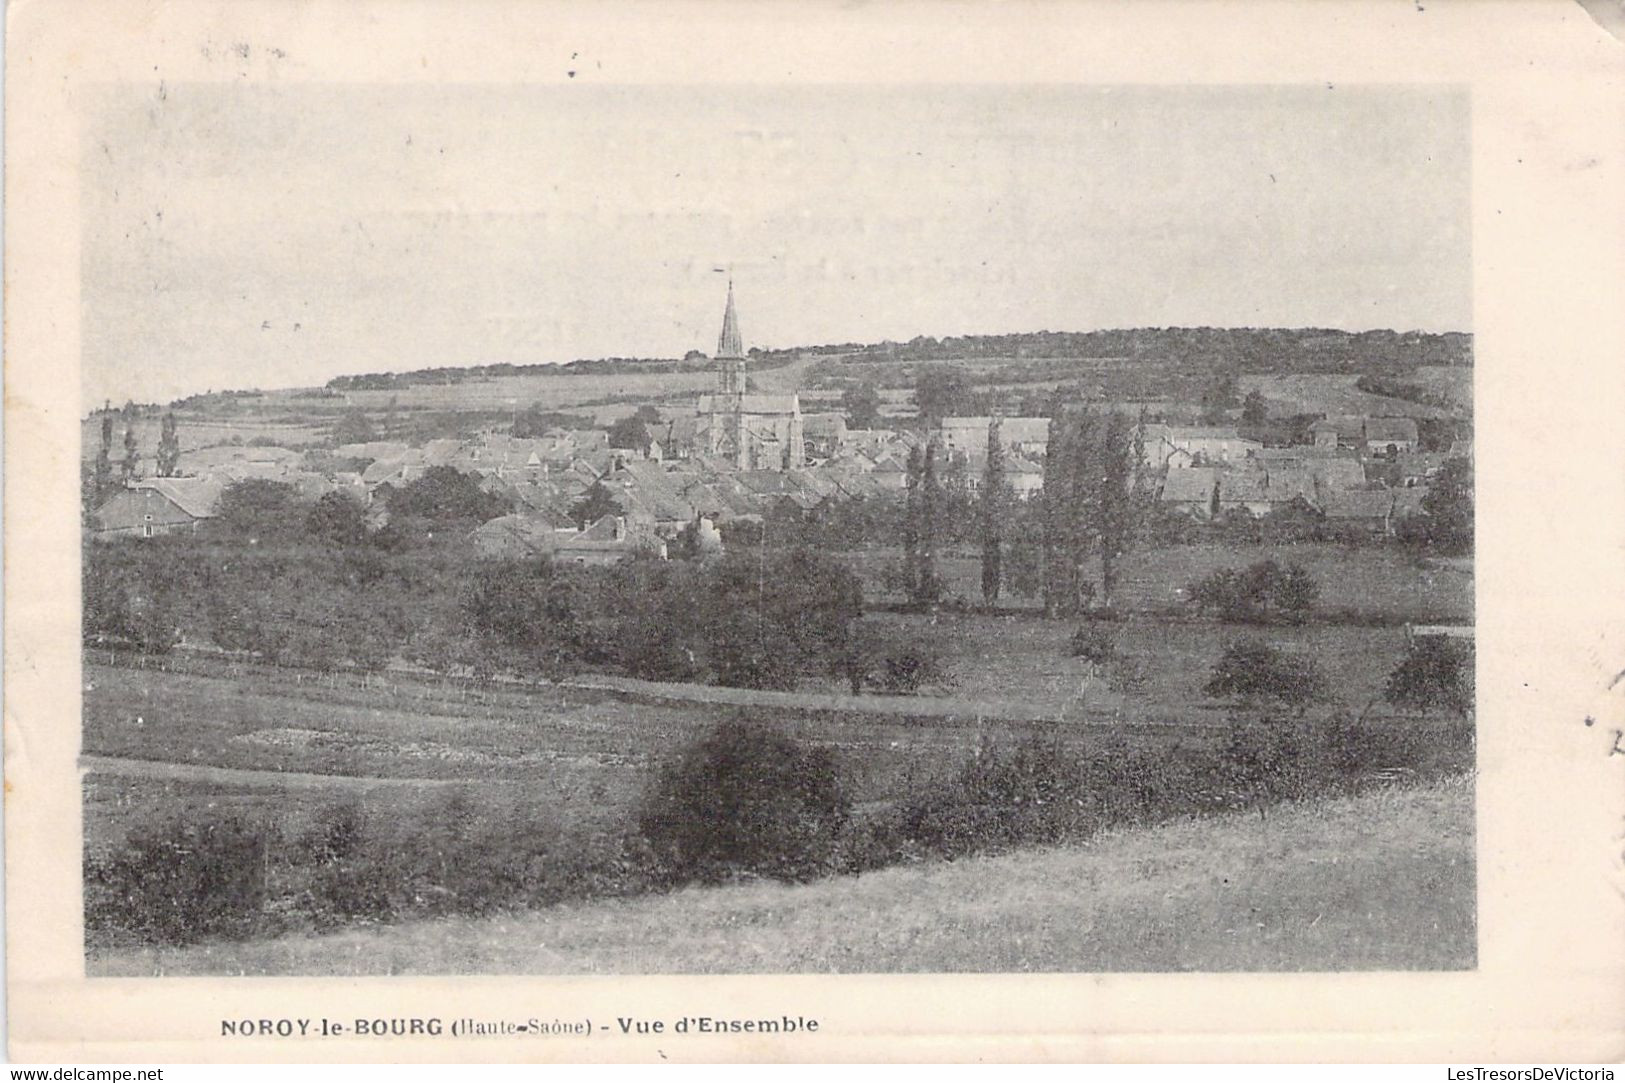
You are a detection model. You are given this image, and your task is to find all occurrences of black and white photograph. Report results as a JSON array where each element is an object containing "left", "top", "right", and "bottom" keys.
[
  {"left": 7, "top": 0, "right": 1624, "bottom": 1065},
  {"left": 74, "top": 80, "right": 1478, "bottom": 977}
]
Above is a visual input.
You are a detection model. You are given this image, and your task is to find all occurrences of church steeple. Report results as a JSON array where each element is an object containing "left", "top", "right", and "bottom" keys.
[
  {"left": 716, "top": 279, "right": 744, "bottom": 360},
  {"left": 715, "top": 278, "right": 747, "bottom": 396}
]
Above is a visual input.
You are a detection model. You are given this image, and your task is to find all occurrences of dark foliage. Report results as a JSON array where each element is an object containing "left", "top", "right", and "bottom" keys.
[
  {"left": 1069, "top": 624, "right": 1116, "bottom": 665},
  {"left": 85, "top": 813, "right": 269, "bottom": 947},
  {"left": 638, "top": 720, "right": 851, "bottom": 886},
  {"left": 1385, "top": 636, "right": 1474, "bottom": 717},
  {"left": 872, "top": 640, "right": 947, "bottom": 695},
  {"left": 1188, "top": 559, "right": 1319, "bottom": 622},
  {"left": 842, "top": 381, "right": 882, "bottom": 430},
  {"left": 568, "top": 482, "right": 622, "bottom": 530},
  {"left": 1418, "top": 457, "right": 1473, "bottom": 555},
  {"left": 1204, "top": 641, "right": 1330, "bottom": 711},
  {"left": 606, "top": 414, "right": 654, "bottom": 453},
  {"left": 332, "top": 407, "right": 377, "bottom": 445},
  {"left": 155, "top": 413, "right": 182, "bottom": 477}
]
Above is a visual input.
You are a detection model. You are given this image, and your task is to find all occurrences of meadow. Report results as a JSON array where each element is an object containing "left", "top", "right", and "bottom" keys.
[
  {"left": 83, "top": 658, "right": 1195, "bottom": 859},
  {"left": 837, "top": 541, "right": 1472, "bottom": 624},
  {"left": 92, "top": 772, "right": 1475, "bottom": 975},
  {"left": 1238, "top": 372, "right": 1463, "bottom": 420}
]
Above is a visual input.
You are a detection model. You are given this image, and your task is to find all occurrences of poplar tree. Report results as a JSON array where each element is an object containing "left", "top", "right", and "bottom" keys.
[
  {"left": 1040, "top": 409, "right": 1068, "bottom": 618},
  {"left": 156, "top": 412, "right": 182, "bottom": 477},
  {"left": 918, "top": 439, "right": 941, "bottom": 606},
  {"left": 901, "top": 444, "right": 922, "bottom": 604},
  {"left": 94, "top": 411, "right": 114, "bottom": 495},
  {"left": 122, "top": 424, "right": 140, "bottom": 482},
  {"left": 980, "top": 416, "right": 1005, "bottom": 603}
]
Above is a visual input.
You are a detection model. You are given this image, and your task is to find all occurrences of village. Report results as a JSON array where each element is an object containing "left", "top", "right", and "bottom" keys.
[{"left": 87, "top": 286, "right": 1470, "bottom": 571}]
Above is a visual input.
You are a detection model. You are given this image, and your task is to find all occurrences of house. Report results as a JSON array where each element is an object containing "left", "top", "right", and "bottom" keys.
[
  {"left": 937, "top": 417, "right": 1051, "bottom": 459},
  {"left": 1364, "top": 417, "right": 1420, "bottom": 456},
  {"left": 867, "top": 452, "right": 910, "bottom": 491},
  {"left": 553, "top": 514, "right": 667, "bottom": 566},
  {"left": 470, "top": 513, "right": 578, "bottom": 560},
  {"left": 92, "top": 478, "right": 224, "bottom": 538},
  {"left": 1319, "top": 489, "right": 1398, "bottom": 534},
  {"left": 843, "top": 428, "right": 900, "bottom": 453},
  {"left": 1309, "top": 416, "right": 1366, "bottom": 450},
  {"left": 1004, "top": 455, "right": 1046, "bottom": 500},
  {"left": 1309, "top": 415, "right": 1420, "bottom": 455},
  {"left": 1143, "top": 425, "right": 1262, "bottom": 467},
  {"left": 802, "top": 413, "right": 848, "bottom": 459},
  {"left": 1158, "top": 467, "right": 1220, "bottom": 518}
]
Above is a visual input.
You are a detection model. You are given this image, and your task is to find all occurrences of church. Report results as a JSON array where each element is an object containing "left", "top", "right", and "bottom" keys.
[{"left": 690, "top": 281, "right": 805, "bottom": 471}]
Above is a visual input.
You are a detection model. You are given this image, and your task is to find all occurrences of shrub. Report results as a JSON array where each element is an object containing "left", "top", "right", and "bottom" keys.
[
  {"left": 1203, "top": 641, "right": 1329, "bottom": 712},
  {"left": 886, "top": 737, "right": 1098, "bottom": 860},
  {"left": 875, "top": 641, "right": 947, "bottom": 694},
  {"left": 1189, "top": 560, "right": 1319, "bottom": 623},
  {"left": 637, "top": 720, "right": 851, "bottom": 886},
  {"left": 85, "top": 813, "right": 271, "bottom": 948},
  {"left": 1069, "top": 624, "right": 1115, "bottom": 665},
  {"left": 296, "top": 801, "right": 393, "bottom": 930},
  {"left": 1385, "top": 636, "right": 1474, "bottom": 717},
  {"left": 1217, "top": 718, "right": 1315, "bottom": 812}
]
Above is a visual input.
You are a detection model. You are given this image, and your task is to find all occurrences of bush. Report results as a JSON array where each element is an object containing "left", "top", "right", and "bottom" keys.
[
  {"left": 296, "top": 792, "right": 653, "bottom": 929},
  {"left": 85, "top": 813, "right": 271, "bottom": 948},
  {"left": 1384, "top": 636, "right": 1474, "bottom": 717},
  {"left": 637, "top": 720, "right": 851, "bottom": 886},
  {"left": 874, "top": 642, "right": 947, "bottom": 694},
  {"left": 884, "top": 737, "right": 1099, "bottom": 860},
  {"left": 1189, "top": 560, "right": 1320, "bottom": 623},
  {"left": 1069, "top": 624, "right": 1115, "bottom": 665},
  {"left": 1217, "top": 718, "right": 1315, "bottom": 812},
  {"left": 1203, "top": 641, "right": 1329, "bottom": 712}
]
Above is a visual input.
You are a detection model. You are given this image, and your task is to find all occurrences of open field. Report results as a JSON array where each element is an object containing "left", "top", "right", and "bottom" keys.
[
  {"left": 91, "top": 772, "right": 1474, "bottom": 975},
  {"left": 1239, "top": 373, "right": 1464, "bottom": 419},
  {"left": 79, "top": 413, "right": 333, "bottom": 462},
  {"left": 83, "top": 660, "right": 1211, "bottom": 855},
  {"left": 836, "top": 542, "right": 1473, "bottom": 625},
  {"left": 841, "top": 611, "right": 1416, "bottom": 721}
]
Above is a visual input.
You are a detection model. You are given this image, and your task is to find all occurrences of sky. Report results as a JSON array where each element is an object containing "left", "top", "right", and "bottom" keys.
[{"left": 81, "top": 83, "right": 1470, "bottom": 409}]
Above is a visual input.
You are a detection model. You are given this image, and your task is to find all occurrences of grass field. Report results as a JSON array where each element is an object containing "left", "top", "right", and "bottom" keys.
[
  {"left": 834, "top": 611, "right": 1414, "bottom": 721},
  {"left": 1238, "top": 373, "right": 1463, "bottom": 420},
  {"left": 83, "top": 660, "right": 1199, "bottom": 857},
  {"left": 837, "top": 541, "right": 1473, "bottom": 625},
  {"left": 91, "top": 772, "right": 1474, "bottom": 975}
]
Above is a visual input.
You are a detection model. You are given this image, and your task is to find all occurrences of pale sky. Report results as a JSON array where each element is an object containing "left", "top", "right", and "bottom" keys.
[{"left": 82, "top": 83, "right": 1470, "bottom": 409}]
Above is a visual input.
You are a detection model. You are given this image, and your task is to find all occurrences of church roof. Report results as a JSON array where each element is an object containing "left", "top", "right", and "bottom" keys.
[
  {"left": 716, "top": 280, "right": 744, "bottom": 360},
  {"left": 695, "top": 393, "right": 801, "bottom": 415}
]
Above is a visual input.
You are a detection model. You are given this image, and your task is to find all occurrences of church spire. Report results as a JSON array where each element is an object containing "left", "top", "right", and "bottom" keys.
[{"left": 716, "top": 278, "right": 744, "bottom": 360}]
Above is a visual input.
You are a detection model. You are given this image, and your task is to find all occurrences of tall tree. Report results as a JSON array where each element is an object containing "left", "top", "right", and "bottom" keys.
[
  {"left": 94, "top": 411, "right": 114, "bottom": 495},
  {"left": 1096, "top": 410, "right": 1144, "bottom": 610},
  {"left": 607, "top": 414, "right": 654, "bottom": 454},
  {"left": 1241, "top": 390, "right": 1268, "bottom": 427},
  {"left": 980, "top": 416, "right": 1005, "bottom": 603},
  {"left": 1040, "top": 409, "right": 1069, "bottom": 617},
  {"left": 121, "top": 424, "right": 140, "bottom": 483},
  {"left": 568, "top": 481, "right": 622, "bottom": 530},
  {"left": 901, "top": 445, "right": 923, "bottom": 604},
  {"left": 155, "top": 412, "right": 182, "bottom": 477},
  {"left": 1058, "top": 408, "right": 1103, "bottom": 615},
  {"left": 918, "top": 440, "right": 941, "bottom": 605},
  {"left": 333, "top": 407, "right": 377, "bottom": 446},
  {"left": 1421, "top": 456, "right": 1473, "bottom": 555},
  {"left": 842, "top": 381, "right": 882, "bottom": 430}
]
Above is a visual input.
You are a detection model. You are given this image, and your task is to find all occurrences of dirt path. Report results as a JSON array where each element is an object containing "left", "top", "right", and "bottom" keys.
[{"left": 79, "top": 754, "right": 526, "bottom": 790}]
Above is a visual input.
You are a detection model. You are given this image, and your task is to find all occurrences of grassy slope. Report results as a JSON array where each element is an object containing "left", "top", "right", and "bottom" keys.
[{"left": 93, "top": 774, "right": 1475, "bottom": 976}]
